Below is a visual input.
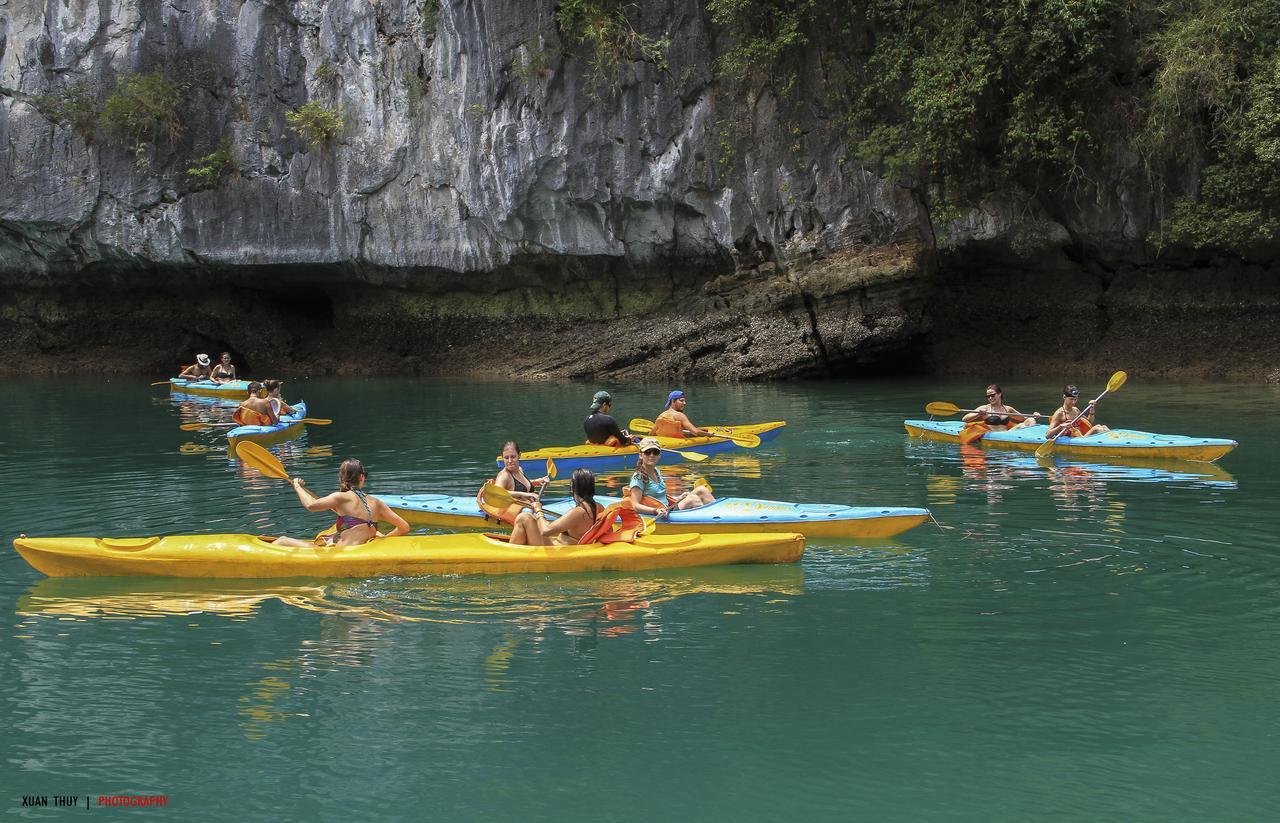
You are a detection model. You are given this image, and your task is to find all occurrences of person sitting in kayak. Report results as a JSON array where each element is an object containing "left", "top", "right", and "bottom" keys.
[
  {"left": 1046, "top": 385, "right": 1111, "bottom": 439},
  {"left": 626, "top": 437, "right": 715, "bottom": 518},
  {"left": 649, "top": 390, "right": 711, "bottom": 438},
  {"left": 509, "top": 468, "right": 600, "bottom": 546},
  {"left": 274, "top": 458, "right": 409, "bottom": 547},
  {"left": 962, "top": 384, "right": 1039, "bottom": 429},
  {"left": 232, "top": 382, "right": 278, "bottom": 427},
  {"left": 210, "top": 351, "right": 238, "bottom": 383},
  {"left": 583, "top": 390, "right": 633, "bottom": 446},
  {"left": 263, "top": 379, "right": 295, "bottom": 417},
  {"left": 178, "top": 353, "right": 213, "bottom": 381},
  {"left": 476, "top": 441, "right": 548, "bottom": 507}
]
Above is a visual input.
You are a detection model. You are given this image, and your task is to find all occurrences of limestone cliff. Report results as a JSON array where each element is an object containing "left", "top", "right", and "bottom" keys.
[{"left": 0, "top": 1, "right": 1274, "bottom": 380}]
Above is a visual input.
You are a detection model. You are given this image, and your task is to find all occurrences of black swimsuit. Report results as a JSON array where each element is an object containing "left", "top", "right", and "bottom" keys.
[{"left": 510, "top": 475, "right": 530, "bottom": 494}]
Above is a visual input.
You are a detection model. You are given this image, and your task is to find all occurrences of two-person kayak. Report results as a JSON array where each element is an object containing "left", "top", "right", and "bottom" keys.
[
  {"left": 508, "top": 421, "right": 787, "bottom": 474},
  {"left": 381, "top": 492, "right": 929, "bottom": 539},
  {"left": 11, "top": 531, "right": 805, "bottom": 578},
  {"left": 169, "top": 378, "right": 256, "bottom": 400},
  {"left": 227, "top": 401, "right": 309, "bottom": 447},
  {"left": 904, "top": 420, "right": 1236, "bottom": 462}
]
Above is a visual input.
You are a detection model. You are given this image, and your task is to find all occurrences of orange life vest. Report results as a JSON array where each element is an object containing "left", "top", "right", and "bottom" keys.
[
  {"left": 576, "top": 500, "right": 647, "bottom": 545},
  {"left": 233, "top": 406, "right": 272, "bottom": 426},
  {"left": 650, "top": 410, "right": 684, "bottom": 438}
]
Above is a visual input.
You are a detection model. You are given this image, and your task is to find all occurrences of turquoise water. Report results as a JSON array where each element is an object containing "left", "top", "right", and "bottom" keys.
[{"left": 1, "top": 377, "right": 1277, "bottom": 820}]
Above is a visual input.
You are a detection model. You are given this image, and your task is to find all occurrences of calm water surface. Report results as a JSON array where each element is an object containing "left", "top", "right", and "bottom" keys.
[{"left": 1, "top": 377, "right": 1277, "bottom": 820}]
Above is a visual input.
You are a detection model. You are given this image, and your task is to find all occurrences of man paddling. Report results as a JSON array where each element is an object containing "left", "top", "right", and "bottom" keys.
[
  {"left": 649, "top": 390, "right": 710, "bottom": 438},
  {"left": 233, "top": 381, "right": 278, "bottom": 426},
  {"left": 583, "top": 391, "right": 632, "bottom": 446},
  {"left": 178, "top": 353, "right": 213, "bottom": 381}
]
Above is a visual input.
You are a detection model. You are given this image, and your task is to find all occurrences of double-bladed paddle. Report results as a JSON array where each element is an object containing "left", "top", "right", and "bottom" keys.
[
  {"left": 925, "top": 401, "right": 1046, "bottom": 420},
  {"left": 629, "top": 418, "right": 761, "bottom": 448},
  {"left": 1035, "top": 371, "right": 1128, "bottom": 460},
  {"left": 180, "top": 417, "right": 331, "bottom": 431}
]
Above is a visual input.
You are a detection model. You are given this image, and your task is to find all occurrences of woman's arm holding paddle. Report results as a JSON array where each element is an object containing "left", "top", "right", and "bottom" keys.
[{"left": 291, "top": 478, "right": 339, "bottom": 513}]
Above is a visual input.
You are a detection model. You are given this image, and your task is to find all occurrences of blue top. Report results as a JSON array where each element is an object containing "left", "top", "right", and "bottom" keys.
[{"left": 628, "top": 468, "right": 667, "bottom": 501}]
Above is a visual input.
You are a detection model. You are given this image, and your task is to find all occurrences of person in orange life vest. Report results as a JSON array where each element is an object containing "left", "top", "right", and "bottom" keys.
[
  {"left": 626, "top": 437, "right": 714, "bottom": 518},
  {"left": 232, "top": 381, "right": 277, "bottom": 426},
  {"left": 475, "top": 440, "right": 549, "bottom": 507},
  {"left": 178, "top": 353, "right": 213, "bottom": 380},
  {"left": 509, "top": 468, "right": 601, "bottom": 546},
  {"left": 1046, "top": 384, "right": 1111, "bottom": 439},
  {"left": 649, "top": 390, "right": 711, "bottom": 439},
  {"left": 962, "top": 384, "right": 1040, "bottom": 429},
  {"left": 583, "top": 391, "right": 633, "bottom": 446},
  {"left": 263, "top": 379, "right": 295, "bottom": 417},
  {"left": 274, "top": 458, "right": 409, "bottom": 548},
  {"left": 210, "top": 352, "right": 238, "bottom": 383}
]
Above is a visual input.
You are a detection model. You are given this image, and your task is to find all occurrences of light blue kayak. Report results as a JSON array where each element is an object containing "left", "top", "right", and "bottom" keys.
[
  {"left": 168, "top": 378, "right": 256, "bottom": 399},
  {"left": 381, "top": 492, "right": 929, "bottom": 538},
  {"left": 227, "top": 401, "right": 308, "bottom": 446},
  {"left": 904, "top": 420, "right": 1236, "bottom": 462}
]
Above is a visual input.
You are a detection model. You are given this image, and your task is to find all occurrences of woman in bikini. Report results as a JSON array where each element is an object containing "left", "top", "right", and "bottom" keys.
[
  {"left": 962, "top": 384, "right": 1039, "bottom": 429},
  {"left": 476, "top": 441, "right": 548, "bottom": 507},
  {"left": 1046, "top": 385, "right": 1111, "bottom": 439},
  {"left": 626, "top": 437, "right": 715, "bottom": 518},
  {"left": 509, "top": 468, "right": 600, "bottom": 546},
  {"left": 274, "top": 458, "right": 409, "bottom": 547},
  {"left": 210, "top": 352, "right": 238, "bottom": 383}
]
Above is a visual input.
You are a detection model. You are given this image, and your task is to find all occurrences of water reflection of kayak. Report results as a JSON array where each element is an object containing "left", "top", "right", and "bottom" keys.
[
  {"left": 909, "top": 440, "right": 1236, "bottom": 488},
  {"left": 17, "top": 564, "right": 805, "bottom": 621},
  {"left": 904, "top": 420, "right": 1236, "bottom": 462}
]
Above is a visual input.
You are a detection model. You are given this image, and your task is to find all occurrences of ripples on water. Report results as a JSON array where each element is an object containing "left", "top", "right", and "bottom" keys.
[{"left": 3, "top": 377, "right": 1279, "bottom": 820}]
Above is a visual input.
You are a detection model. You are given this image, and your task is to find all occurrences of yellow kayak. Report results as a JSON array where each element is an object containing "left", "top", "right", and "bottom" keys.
[
  {"left": 512, "top": 421, "right": 787, "bottom": 473},
  {"left": 12, "top": 531, "right": 805, "bottom": 579}
]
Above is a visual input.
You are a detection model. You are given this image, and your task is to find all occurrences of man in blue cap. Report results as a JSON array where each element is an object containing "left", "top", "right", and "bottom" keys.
[
  {"left": 583, "top": 390, "right": 632, "bottom": 446},
  {"left": 649, "top": 390, "right": 710, "bottom": 438}
]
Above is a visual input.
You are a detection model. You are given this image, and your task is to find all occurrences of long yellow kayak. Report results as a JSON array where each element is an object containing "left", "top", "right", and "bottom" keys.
[
  {"left": 12, "top": 531, "right": 805, "bottom": 579},
  {"left": 512, "top": 421, "right": 787, "bottom": 473}
]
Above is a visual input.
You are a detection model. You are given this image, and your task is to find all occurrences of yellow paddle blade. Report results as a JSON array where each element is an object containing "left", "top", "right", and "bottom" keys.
[
  {"left": 546, "top": 459, "right": 558, "bottom": 480},
  {"left": 689, "top": 475, "right": 713, "bottom": 494},
  {"left": 704, "top": 426, "right": 761, "bottom": 448},
  {"left": 481, "top": 481, "right": 522, "bottom": 510},
  {"left": 298, "top": 418, "right": 332, "bottom": 425},
  {"left": 629, "top": 418, "right": 655, "bottom": 433},
  {"left": 1107, "top": 370, "right": 1128, "bottom": 393},
  {"left": 1034, "top": 439, "right": 1056, "bottom": 460},
  {"left": 151, "top": 380, "right": 172, "bottom": 387},
  {"left": 178, "top": 422, "right": 215, "bottom": 431},
  {"left": 663, "top": 447, "right": 708, "bottom": 462},
  {"left": 926, "top": 402, "right": 962, "bottom": 416},
  {"left": 234, "top": 441, "right": 290, "bottom": 480}
]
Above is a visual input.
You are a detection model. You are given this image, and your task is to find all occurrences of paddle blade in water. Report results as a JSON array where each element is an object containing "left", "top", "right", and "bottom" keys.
[
  {"left": 926, "top": 402, "right": 962, "bottom": 416},
  {"left": 235, "top": 441, "right": 290, "bottom": 480},
  {"left": 179, "top": 422, "right": 214, "bottom": 431},
  {"left": 1034, "top": 438, "right": 1056, "bottom": 460},
  {"left": 298, "top": 418, "right": 332, "bottom": 425},
  {"left": 151, "top": 381, "right": 172, "bottom": 387}
]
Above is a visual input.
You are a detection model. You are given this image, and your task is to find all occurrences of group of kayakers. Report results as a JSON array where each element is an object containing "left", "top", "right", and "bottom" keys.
[
  {"left": 178, "top": 352, "right": 238, "bottom": 383},
  {"left": 964, "top": 383, "right": 1110, "bottom": 439},
  {"left": 583, "top": 388, "right": 709, "bottom": 445}
]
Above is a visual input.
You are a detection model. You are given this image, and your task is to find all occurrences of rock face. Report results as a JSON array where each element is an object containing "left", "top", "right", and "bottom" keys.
[{"left": 0, "top": 0, "right": 1275, "bottom": 379}]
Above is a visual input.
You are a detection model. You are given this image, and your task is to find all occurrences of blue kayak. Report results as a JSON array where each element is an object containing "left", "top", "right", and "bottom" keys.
[
  {"left": 169, "top": 378, "right": 257, "bottom": 399},
  {"left": 381, "top": 492, "right": 929, "bottom": 539},
  {"left": 904, "top": 420, "right": 1236, "bottom": 462},
  {"left": 227, "top": 401, "right": 308, "bottom": 446}
]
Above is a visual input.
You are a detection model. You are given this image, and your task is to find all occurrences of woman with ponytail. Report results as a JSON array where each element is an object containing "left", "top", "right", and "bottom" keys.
[
  {"left": 509, "top": 468, "right": 600, "bottom": 546},
  {"left": 274, "top": 458, "right": 410, "bottom": 547}
]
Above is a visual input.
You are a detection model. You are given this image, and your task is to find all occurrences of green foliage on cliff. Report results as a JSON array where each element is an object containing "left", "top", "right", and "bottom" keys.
[
  {"left": 707, "top": 0, "right": 1280, "bottom": 253},
  {"left": 186, "top": 139, "right": 236, "bottom": 188},
  {"left": 287, "top": 101, "right": 347, "bottom": 149},
  {"left": 100, "top": 70, "right": 183, "bottom": 151},
  {"left": 32, "top": 82, "right": 99, "bottom": 142},
  {"left": 557, "top": 0, "right": 670, "bottom": 83}
]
